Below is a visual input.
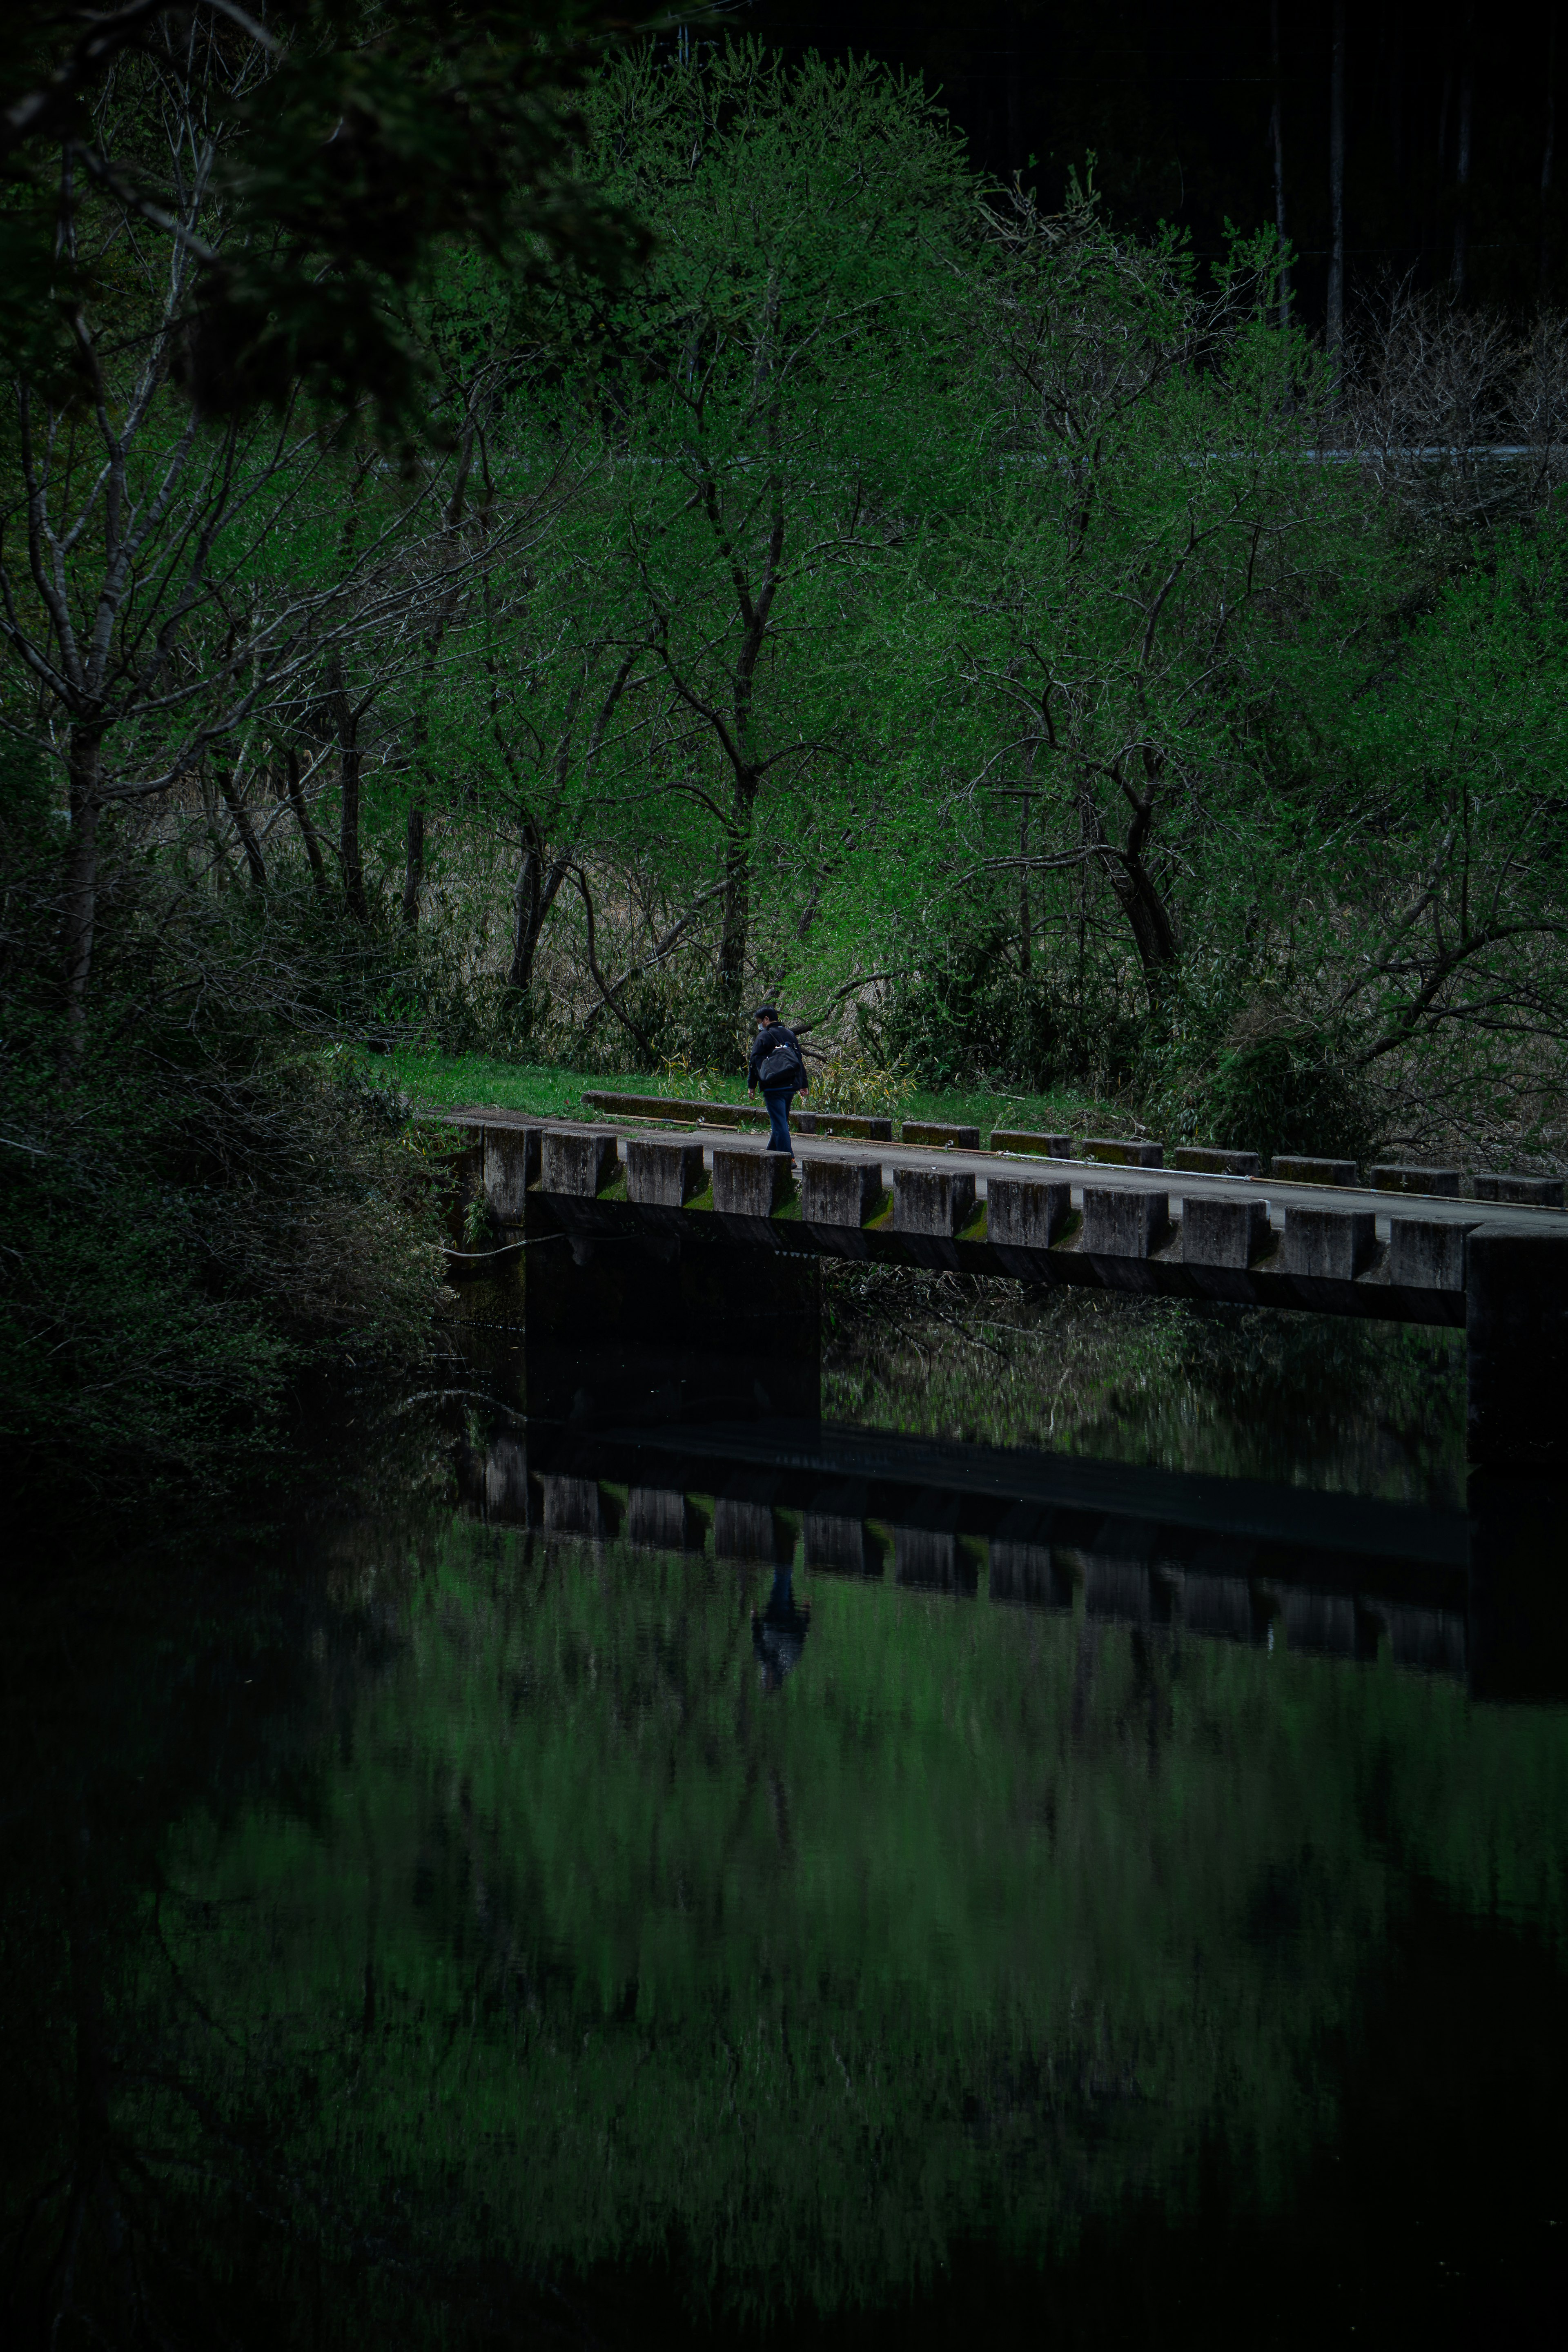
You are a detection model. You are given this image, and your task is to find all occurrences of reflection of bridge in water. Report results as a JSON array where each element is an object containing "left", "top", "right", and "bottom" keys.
[{"left": 468, "top": 1417, "right": 1474, "bottom": 1685}]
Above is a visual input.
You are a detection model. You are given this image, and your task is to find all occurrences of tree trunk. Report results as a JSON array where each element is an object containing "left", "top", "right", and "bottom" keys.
[
  {"left": 1438, "top": 66, "right": 1453, "bottom": 168},
  {"left": 339, "top": 736, "right": 367, "bottom": 921},
  {"left": 1018, "top": 792, "right": 1033, "bottom": 975},
  {"left": 718, "top": 771, "right": 758, "bottom": 1010},
  {"left": 508, "top": 833, "right": 573, "bottom": 1000},
  {"left": 401, "top": 802, "right": 424, "bottom": 928},
  {"left": 285, "top": 749, "right": 330, "bottom": 898},
  {"left": 1327, "top": 0, "right": 1347, "bottom": 385},
  {"left": 1080, "top": 784, "right": 1179, "bottom": 1007},
  {"left": 327, "top": 660, "right": 369, "bottom": 922},
  {"left": 1431, "top": 67, "right": 1454, "bottom": 276},
  {"left": 1270, "top": 0, "right": 1292, "bottom": 326},
  {"left": 217, "top": 767, "right": 267, "bottom": 888},
  {"left": 1101, "top": 855, "right": 1180, "bottom": 1006},
  {"left": 1116, "top": 860, "right": 1180, "bottom": 985},
  {"left": 200, "top": 767, "right": 235, "bottom": 889},
  {"left": 508, "top": 843, "right": 542, "bottom": 991},
  {"left": 60, "top": 724, "right": 103, "bottom": 1054},
  {"left": 1453, "top": 9, "right": 1475, "bottom": 293},
  {"left": 1388, "top": 14, "right": 1412, "bottom": 272}
]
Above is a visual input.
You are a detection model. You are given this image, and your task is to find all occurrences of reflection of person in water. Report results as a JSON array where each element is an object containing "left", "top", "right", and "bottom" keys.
[{"left": 753, "top": 1568, "right": 811, "bottom": 1691}]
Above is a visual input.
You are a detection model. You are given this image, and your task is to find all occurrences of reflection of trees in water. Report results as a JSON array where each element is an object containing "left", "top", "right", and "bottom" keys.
[
  {"left": 822, "top": 1266, "right": 1466, "bottom": 1505},
  {"left": 7, "top": 1484, "right": 1566, "bottom": 2345},
  {"left": 1, "top": 1401, "right": 458, "bottom": 2348}
]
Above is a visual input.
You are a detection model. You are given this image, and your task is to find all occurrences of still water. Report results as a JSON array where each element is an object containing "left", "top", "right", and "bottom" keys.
[{"left": 4, "top": 1269, "right": 1567, "bottom": 2348}]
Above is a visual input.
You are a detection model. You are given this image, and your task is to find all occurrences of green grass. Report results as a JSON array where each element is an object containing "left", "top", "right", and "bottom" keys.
[{"left": 380, "top": 1046, "right": 1104, "bottom": 1144}]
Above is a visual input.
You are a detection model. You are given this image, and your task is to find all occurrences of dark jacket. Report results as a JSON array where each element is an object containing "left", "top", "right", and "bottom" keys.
[{"left": 747, "top": 1022, "right": 805, "bottom": 1093}]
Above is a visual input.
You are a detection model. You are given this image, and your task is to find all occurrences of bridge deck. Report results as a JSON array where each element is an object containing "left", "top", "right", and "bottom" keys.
[{"left": 443, "top": 1100, "right": 1566, "bottom": 1236}]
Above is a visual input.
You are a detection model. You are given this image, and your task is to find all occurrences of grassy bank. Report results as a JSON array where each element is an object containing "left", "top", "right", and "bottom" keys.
[{"left": 384, "top": 1046, "right": 1102, "bottom": 1142}]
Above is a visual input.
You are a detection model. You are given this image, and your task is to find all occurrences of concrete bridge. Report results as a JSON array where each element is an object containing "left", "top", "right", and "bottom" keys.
[{"left": 432, "top": 1105, "right": 1568, "bottom": 1472}]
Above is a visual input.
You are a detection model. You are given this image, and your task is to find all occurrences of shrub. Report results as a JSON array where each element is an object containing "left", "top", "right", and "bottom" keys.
[
  {"left": 0, "top": 1034, "right": 445, "bottom": 1514},
  {"left": 858, "top": 931, "right": 1144, "bottom": 1094},
  {"left": 1139, "top": 989, "right": 1380, "bottom": 1167},
  {"left": 809, "top": 1042, "right": 905, "bottom": 1118}
]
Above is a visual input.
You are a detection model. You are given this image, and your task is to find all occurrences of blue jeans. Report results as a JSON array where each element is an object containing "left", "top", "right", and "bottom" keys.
[{"left": 762, "top": 1086, "right": 797, "bottom": 1153}]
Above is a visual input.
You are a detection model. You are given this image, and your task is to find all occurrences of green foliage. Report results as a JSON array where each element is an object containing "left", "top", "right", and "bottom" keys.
[
  {"left": 0, "top": 734, "right": 54, "bottom": 844},
  {"left": 822, "top": 1266, "right": 1466, "bottom": 1501},
  {"left": 1174, "top": 1005, "right": 1379, "bottom": 1166},
  {"left": 1132, "top": 955, "right": 1381, "bottom": 1165},
  {"left": 862, "top": 927, "right": 1146, "bottom": 1095},
  {"left": 461, "top": 1189, "right": 498, "bottom": 1247},
  {"left": 0, "top": 1032, "right": 445, "bottom": 1512},
  {"left": 0, "top": 2, "right": 653, "bottom": 450},
  {"left": 5, "top": 22, "right": 1568, "bottom": 1527},
  {"left": 808, "top": 1040, "right": 905, "bottom": 1117},
  {"left": 0, "top": 819, "right": 446, "bottom": 1512}
]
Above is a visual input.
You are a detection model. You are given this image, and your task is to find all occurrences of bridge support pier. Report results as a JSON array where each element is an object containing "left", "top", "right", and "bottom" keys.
[
  {"left": 1467, "top": 1229, "right": 1568, "bottom": 1469},
  {"left": 522, "top": 1193, "right": 820, "bottom": 1433}
]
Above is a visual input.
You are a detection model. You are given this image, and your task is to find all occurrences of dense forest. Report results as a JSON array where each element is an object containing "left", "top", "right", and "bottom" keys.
[{"left": 4, "top": 1, "right": 1568, "bottom": 1499}]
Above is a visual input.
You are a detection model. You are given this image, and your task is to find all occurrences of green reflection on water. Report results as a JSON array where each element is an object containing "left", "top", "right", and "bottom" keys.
[
  {"left": 120, "top": 1514, "right": 1568, "bottom": 2333},
  {"left": 823, "top": 1274, "right": 1468, "bottom": 1504}
]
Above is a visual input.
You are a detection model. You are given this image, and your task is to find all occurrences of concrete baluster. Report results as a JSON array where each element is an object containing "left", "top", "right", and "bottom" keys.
[
  {"left": 1372, "top": 1164, "right": 1461, "bottom": 1198},
  {"left": 900, "top": 1120, "right": 981, "bottom": 1148},
  {"left": 1474, "top": 1173, "right": 1566, "bottom": 1207},
  {"left": 540, "top": 1128, "right": 620, "bottom": 1198},
  {"left": 990, "top": 1129, "right": 1073, "bottom": 1156},
  {"left": 893, "top": 1166, "right": 976, "bottom": 1236},
  {"left": 986, "top": 1175, "right": 1071, "bottom": 1248},
  {"left": 1172, "top": 1146, "right": 1261, "bottom": 1178},
  {"left": 625, "top": 1136, "right": 706, "bottom": 1206},
  {"left": 712, "top": 1147, "right": 794, "bottom": 1216},
  {"left": 1388, "top": 1216, "right": 1474, "bottom": 1292},
  {"left": 1082, "top": 1187, "right": 1170, "bottom": 1256},
  {"left": 1272, "top": 1155, "right": 1358, "bottom": 1186},
  {"left": 1281, "top": 1205, "right": 1376, "bottom": 1278},
  {"left": 800, "top": 1156, "right": 885, "bottom": 1227},
  {"left": 483, "top": 1123, "right": 540, "bottom": 1221},
  {"left": 1182, "top": 1195, "right": 1271, "bottom": 1268},
  {"left": 1082, "top": 1137, "right": 1164, "bottom": 1167}
]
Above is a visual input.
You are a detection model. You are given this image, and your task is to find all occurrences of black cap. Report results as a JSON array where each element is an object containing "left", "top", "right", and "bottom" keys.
[{"left": 754, "top": 1004, "right": 777, "bottom": 1021}]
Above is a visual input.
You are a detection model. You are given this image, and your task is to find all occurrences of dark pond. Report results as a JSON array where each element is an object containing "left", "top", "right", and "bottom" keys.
[{"left": 5, "top": 1252, "right": 1568, "bottom": 2349}]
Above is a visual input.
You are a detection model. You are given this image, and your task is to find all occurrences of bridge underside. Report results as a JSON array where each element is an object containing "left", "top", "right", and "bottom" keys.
[{"left": 523, "top": 1189, "right": 1468, "bottom": 1327}]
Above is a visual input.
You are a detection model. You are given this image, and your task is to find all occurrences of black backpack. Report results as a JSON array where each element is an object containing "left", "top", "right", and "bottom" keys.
[{"left": 757, "top": 1032, "right": 804, "bottom": 1087}]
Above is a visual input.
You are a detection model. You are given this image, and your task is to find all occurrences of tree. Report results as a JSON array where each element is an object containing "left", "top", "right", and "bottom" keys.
[
  {"left": 1268, "top": 0, "right": 1292, "bottom": 331},
  {"left": 0, "top": 0, "right": 651, "bottom": 450},
  {"left": 417, "top": 462, "right": 661, "bottom": 1045},
  {"left": 926, "top": 192, "right": 1329, "bottom": 1010},
  {"left": 0, "top": 16, "right": 586, "bottom": 1040},
  {"left": 1305, "top": 529, "right": 1568, "bottom": 1144},
  {"left": 561, "top": 42, "right": 977, "bottom": 1037}
]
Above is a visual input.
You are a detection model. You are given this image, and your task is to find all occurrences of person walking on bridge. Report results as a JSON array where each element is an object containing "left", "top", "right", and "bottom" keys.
[{"left": 747, "top": 1004, "right": 809, "bottom": 1158}]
